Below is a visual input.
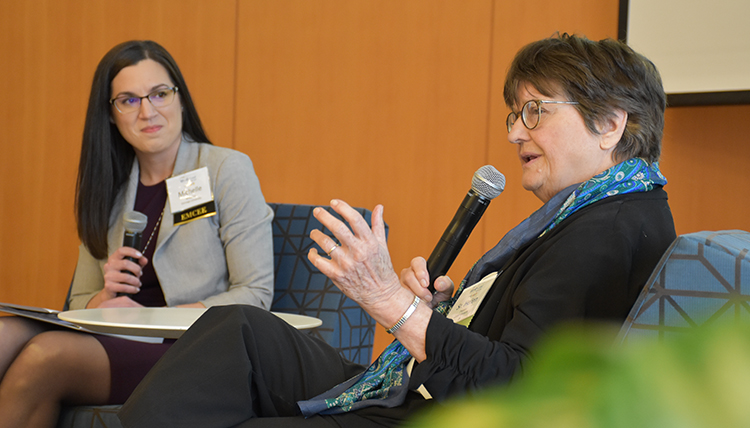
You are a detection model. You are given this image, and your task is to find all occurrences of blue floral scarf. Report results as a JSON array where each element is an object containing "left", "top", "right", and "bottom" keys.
[{"left": 298, "top": 158, "right": 666, "bottom": 416}]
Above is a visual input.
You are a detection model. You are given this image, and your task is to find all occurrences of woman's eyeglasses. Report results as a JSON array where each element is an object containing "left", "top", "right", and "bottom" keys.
[
  {"left": 506, "top": 99, "right": 579, "bottom": 133},
  {"left": 110, "top": 87, "right": 179, "bottom": 114}
]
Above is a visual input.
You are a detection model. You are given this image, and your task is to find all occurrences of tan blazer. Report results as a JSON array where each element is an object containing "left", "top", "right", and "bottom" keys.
[{"left": 68, "top": 140, "right": 274, "bottom": 310}]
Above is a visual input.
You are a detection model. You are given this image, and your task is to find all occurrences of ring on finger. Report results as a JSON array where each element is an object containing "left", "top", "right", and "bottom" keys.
[{"left": 327, "top": 244, "right": 340, "bottom": 256}]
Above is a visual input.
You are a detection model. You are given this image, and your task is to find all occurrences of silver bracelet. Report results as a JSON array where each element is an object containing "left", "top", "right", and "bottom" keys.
[{"left": 386, "top": 295, "right": 420, "bottom": 334}]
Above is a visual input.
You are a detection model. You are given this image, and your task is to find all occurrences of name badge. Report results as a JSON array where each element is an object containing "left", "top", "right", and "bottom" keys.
[
  {"left": 166, "top": 167, "right": 217, "bottom": 226},
  {"left": 447, "top": 271, "right": 498, "bottom": 327}
]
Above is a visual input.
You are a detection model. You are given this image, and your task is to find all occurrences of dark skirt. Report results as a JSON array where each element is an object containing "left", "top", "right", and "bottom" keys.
[{"left": 94, "top": 334, "right": 175, "bottom": 404}]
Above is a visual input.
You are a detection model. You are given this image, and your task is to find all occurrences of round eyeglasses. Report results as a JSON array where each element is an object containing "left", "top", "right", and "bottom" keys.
[
  {"left": 506, "top": 99, "right": 579, "bottom": 133},
  {"left": 110, "top": 86, "right": 179, "bottom": 114}
]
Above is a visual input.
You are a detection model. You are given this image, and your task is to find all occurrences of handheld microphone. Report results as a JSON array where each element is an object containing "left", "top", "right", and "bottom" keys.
[
  {"left": 122, "top": 211, "right": 148, "bottom": 275},
  {"left": 426, "top": 165, "right": 505, "bottom": 293}
]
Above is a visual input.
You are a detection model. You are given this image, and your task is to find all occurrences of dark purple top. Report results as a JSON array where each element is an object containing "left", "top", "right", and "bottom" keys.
[
  {"left": 131, "top": 180, "right": 168, "bottom": 307},
  {"left": 95, "top": 179, "right": 172, "bottom": 405}
]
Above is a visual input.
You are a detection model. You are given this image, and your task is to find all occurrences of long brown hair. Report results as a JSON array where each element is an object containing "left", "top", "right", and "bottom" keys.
[{"left": 75, "top": 40, "right": 212, "bottom": 259}]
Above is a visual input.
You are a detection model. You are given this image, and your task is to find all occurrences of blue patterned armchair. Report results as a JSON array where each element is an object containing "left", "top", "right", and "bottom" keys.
[
  {"left": 267, "top": 202, "right": 379, "bottom": 365},
  {"left": 617, "top": 230, "right": 750, "bottom": 344},
  {"left": 57, "top": 202, "right": 382, "bottom": 427}
]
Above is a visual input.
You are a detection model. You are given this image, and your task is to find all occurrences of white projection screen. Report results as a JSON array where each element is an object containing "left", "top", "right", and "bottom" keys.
[{"left": 619, "top": 0, "right": 750, "bottom": 106}]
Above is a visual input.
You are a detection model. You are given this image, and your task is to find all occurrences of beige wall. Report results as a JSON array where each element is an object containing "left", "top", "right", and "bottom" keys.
[{"left": 2, "top": 0, "right": 748, "bottom": 358}]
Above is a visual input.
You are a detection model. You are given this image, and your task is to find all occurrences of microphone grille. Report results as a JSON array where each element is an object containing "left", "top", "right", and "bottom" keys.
[
  {"left": 124, "top": 211, "right": 148, "bottom": 234},
  {"left": 472, "top": 165, "right": 505, "bottom": 200}
]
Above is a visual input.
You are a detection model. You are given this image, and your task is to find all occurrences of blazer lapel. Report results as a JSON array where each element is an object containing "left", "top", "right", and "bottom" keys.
[{"left": 153, "top": 139, "right": 199, "bottom": 252}]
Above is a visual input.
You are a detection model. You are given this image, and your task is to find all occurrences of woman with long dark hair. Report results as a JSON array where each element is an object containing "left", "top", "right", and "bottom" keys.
[{"left": 0, "top": 40, "right": 274, "bottom": 426}]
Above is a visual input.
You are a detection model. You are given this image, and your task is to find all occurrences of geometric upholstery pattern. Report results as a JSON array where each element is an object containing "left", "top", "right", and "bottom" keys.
[
  {"left": 57, "top": 202, "right": 381, "bottom": 428},
  {"left": 268, "top": 203, "right": 382, "bottom": 366},
  {"left": 617, "top": 230, "right": 750, "bottom": 344}
]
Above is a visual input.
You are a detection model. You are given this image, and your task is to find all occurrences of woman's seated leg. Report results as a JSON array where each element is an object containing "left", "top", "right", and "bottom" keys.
[
  {"left": 0, "top": 330, "right": 110, "bottom": 428},
  {"left": 0, "top": 317, "right": 50, "bottom": 381},
  {"left": 120, "top": 305, "right": 366, "bottom": 428}
]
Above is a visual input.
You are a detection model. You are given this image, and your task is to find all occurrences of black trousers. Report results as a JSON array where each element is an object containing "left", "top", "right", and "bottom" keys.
[{"left": 118, "top": 306, "right": 428, "bottom": 427}]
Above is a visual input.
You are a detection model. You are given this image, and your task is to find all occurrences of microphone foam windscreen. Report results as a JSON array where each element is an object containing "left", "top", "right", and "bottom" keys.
[
  {"left": 123, "top": 211, "right": 148, "bottom": 234},
  {"left": 472, "top": 165, "right": 505, "bottom": 200}
]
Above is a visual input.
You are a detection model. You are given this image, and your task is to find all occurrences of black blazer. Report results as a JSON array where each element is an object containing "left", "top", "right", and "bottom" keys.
[{"left": 410, "top": 187, "right": 676, "bottom": 401}]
